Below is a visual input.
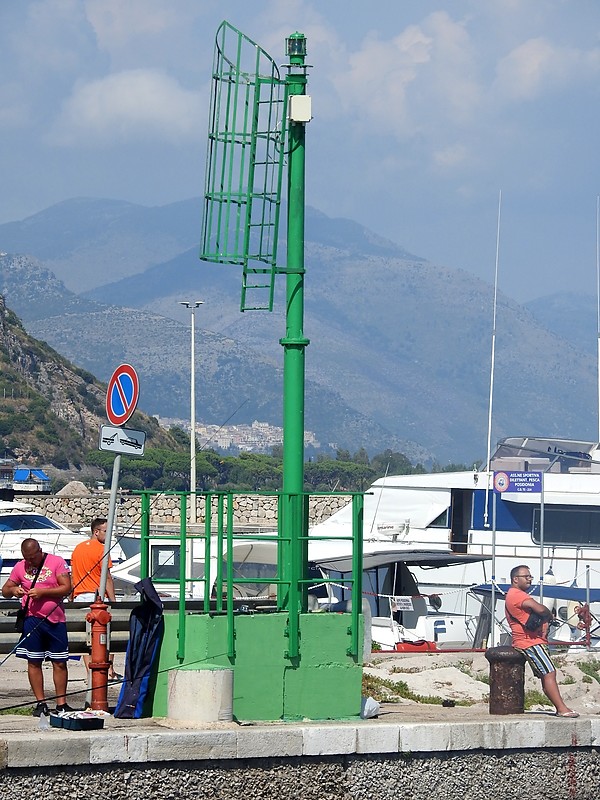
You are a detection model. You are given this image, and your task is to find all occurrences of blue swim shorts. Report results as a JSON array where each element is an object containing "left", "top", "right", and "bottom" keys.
[{"left": 15, "top": 616, "right": 69, "bottom": 662}]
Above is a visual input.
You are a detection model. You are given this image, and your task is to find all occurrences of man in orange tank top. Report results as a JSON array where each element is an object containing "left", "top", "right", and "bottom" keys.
[
  {"left": 505, "top": 565, "right": 578, "bottom": 718},
  {"left": 71, "top": 518, "right": 120, "bottom": 681}
]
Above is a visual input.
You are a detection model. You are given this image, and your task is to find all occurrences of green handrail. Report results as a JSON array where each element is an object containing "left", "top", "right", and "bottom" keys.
[
  {"left": 177, "top": 493, "right": 187, "bottom": 662},
  {"left": 226, "top": 492, "right": 235, "bottom": 658},
  {"left": 216, "top": 493, "right": 224, "bottom": 613},
  {"left": 204, "top": 499, "right": 212, "bottom": 609},
  {"left": 135, "top": 489, "right": 364, "bottom": 664}
]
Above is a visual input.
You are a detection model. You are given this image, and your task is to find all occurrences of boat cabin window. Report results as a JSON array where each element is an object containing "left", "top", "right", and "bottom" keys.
[
  {"left": 532, "top": 506, "right": 600, "bottom": 547},
  {"left": 429, "top": 509, "right": 449, "bottom": 527},
  {"left": 220, "top": 561, "right": 277, "bottom": 597},
  {"left": 151, "top": 545, "right": 181, "bottom": 581},
  {"left": 491, "top": 437, "right": 600, "bottom": 475},
  {"left": 0, "top": 514, "right": 62, "bottom": 532},
  {"left": 149, "top": 544, "right": 205, "bottom": 582}
]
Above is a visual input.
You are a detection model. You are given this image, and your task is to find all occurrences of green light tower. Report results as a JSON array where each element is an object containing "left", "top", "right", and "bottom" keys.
[
  {"left": 279, "top": 32, "right": 311, "bottom": 619},
  {"left": 200, "top": 23, "right": 312, "bottom": 615},
  {"left": 281, "top": 34, "right": 310, "bottom": 505},
  {"left": 185, "top": 22, "right": 364, "bottom": 720}
]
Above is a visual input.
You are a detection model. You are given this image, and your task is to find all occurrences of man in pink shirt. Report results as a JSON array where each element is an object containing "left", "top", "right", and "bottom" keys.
[
  {"left": 2, "top": 538, "right": 72, "bottom": 717},
  {"left": 505, "top": 564, "right": 578, "bottom": 718}
]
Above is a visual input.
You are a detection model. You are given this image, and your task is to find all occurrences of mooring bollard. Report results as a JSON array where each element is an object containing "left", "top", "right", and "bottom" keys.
[{"left": 485, "top": 645, "right": 526, "bottom": 715}]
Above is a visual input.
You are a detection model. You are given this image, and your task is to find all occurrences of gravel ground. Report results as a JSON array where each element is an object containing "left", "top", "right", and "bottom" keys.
[{"left": 0, "top": 650, "right": 126, "bottom": 713}]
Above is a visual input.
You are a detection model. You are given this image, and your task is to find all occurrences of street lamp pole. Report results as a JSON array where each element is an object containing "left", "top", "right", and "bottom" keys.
[{"left": 179, "top": 300, "right": 203, "bottom": 524}]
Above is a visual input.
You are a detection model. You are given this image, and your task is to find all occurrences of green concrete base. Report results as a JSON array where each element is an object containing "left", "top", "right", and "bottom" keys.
[{"left": 149, "top": 612, "right": 363, "bottom": 721}]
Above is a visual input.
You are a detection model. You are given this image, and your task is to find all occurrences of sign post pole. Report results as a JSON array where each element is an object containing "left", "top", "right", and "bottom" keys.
[
  {"left": 491, "top": 491, "right": 497, "bottom": 647},
  {"left": 88, "top": 364, "right": 140, "bottom": 711},
  {"left": 101, "top": 363, "right": 140, "bottom": 592},
  {"left": 492, "top": 470, "right": 543, "bottom": 649},
  {"left": 539, "top": 472, "right": 545, "bottom": 605},
  {"left": 99, "top": 454, "right": 121, "bottom": 600}
]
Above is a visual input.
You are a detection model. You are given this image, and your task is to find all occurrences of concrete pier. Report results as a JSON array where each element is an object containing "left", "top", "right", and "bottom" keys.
[{"left": 0, "top": 706, "right": 597, "bottom": 799}]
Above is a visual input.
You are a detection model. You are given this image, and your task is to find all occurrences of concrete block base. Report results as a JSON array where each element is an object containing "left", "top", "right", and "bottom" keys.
[{"left": 168, "top": 667, "right": 233, "bottom": 722}]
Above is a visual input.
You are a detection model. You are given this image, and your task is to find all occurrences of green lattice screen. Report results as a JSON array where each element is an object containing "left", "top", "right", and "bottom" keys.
[{"left": 200, "top": 21, "right": 287, "bottom": 311}]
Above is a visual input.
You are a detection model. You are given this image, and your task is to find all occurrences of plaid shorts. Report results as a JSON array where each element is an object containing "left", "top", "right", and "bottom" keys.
[{"left": 514, "top": 642, "right": 556, "bottom": 678}]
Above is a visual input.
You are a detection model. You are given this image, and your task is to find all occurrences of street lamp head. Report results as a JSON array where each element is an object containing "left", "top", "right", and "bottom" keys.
[{"left": 179, "top": 300, "right": 204, "bottom": 309}]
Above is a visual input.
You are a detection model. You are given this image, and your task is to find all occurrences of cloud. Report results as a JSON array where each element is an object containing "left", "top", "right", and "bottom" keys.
[
  {"left": 433, "top": 143, "right": 469, "bottom": 169},
  {"left": 494, "top": 37, "right": 600, "bottom": 101},
  {"left": 12, "top": 0, "right": 93, "bottom": 74},
  {"left": 84, "top": 0, "right": 199, "bottom": 50},
  {"left": 330, "top": 11, "right": 481, "bottom": 139},
  {"left": 47, "top": 69, "right": 204, "bottom": 146},
  {"left": 422, "top": 12, "right": 481, "bottom": 122},
  {"left": 335, "top": 24, "right": 432, "bottom": 131},
  {"left": 0, "top": 83, "right": 30, "bottom": 129}
]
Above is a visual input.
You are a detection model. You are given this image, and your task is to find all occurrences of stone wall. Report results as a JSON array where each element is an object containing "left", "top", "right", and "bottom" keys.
[
  {"left": 1, "top": 749, "right": 598, "bottom": 799},
  {"left": 25, "top": 493, "right": 349, "bottom": 529}
]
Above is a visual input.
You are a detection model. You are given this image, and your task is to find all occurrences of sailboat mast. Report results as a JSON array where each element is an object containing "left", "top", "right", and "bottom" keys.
[
  {"left": 484, "top": 190, "right": 502, "bottom": 528},
  {"left": 596, "top": 195, "right": 600, "bottom": 443}
]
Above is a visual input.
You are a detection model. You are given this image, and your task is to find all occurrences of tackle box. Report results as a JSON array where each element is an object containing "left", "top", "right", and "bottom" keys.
[{"left": 50, "top": 712, "right": 105, "bottom": 731}]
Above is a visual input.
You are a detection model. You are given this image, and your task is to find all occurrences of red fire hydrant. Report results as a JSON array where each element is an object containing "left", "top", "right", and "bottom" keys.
[{"left": 86, "top": 599, "right": 112, "bottom": 712}]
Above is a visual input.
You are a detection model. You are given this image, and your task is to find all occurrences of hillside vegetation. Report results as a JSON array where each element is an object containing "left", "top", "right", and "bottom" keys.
[{"left": 0, "top": 296, "right": 182, "bottom": 470}]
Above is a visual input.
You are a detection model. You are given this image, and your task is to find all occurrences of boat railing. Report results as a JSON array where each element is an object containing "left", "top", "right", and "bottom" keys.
[
  {"left": 466, "top": 541, "right": 600, "bottom": 562},
  {"left": 490, "top": 437, "right": 600, "bottom": 474}
]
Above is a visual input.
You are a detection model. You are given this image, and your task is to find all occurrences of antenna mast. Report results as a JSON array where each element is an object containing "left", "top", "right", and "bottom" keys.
[
  {"left": 596, "top": 195, "right": 600, "bottom": 443},
  {"left": 484, "top": 190, "right": 502, "bottom": 527}
]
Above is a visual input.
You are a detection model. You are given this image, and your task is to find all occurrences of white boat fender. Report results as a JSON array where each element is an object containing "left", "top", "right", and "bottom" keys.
[{"left": 540, "top": 569, "right": 556, "bottom": 616}]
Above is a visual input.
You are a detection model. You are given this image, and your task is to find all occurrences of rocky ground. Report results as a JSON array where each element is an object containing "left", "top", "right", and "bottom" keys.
[
  {"left": 365, "top": 648, "right": 600, "bottom": 714},
  {"left": 2, "top": 647, "right": 600, "bottom": 718}
]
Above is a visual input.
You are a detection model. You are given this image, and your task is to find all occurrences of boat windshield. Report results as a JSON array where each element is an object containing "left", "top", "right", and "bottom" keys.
[
  {"left": 0, "top": 514, "right": 63, "bottom": 532},
  {"left": 490, "top": 437, "right": 600, "bottom": 475}
]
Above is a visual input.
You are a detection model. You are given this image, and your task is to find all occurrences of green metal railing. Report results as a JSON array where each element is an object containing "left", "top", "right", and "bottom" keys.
[{"left": 136, "top": 490, "right": 363, "bottom": 662}]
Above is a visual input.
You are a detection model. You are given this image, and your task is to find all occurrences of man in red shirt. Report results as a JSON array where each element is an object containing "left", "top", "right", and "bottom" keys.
[{"left": 505, "top": 565, "right": 578, "bottom": 718}]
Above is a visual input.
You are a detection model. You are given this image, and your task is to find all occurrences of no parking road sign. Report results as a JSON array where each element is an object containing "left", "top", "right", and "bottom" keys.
[{"left": 106, "top": 364, "right": 139, "bottom": 426}]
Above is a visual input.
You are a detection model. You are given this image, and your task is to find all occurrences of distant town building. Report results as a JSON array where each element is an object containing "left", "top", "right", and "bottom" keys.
[{"left": 154, "top": 417, "right": 319, "bottom": 454}]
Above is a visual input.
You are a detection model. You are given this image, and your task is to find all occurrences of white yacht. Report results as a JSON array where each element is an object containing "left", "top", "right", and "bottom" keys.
[
  {"left": 0, "top": 499, "right": 125, "bottom": 583},
  {"left": 110, "top": 436, "right": 600, "bottom": 650},
  {"left": 308, "top": 436, "right": 600, "bottom": 646}
]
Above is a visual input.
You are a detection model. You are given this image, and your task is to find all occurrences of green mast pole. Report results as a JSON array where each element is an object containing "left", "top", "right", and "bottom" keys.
[{"left": 280, "top": 33, "right": 310, "bottom": 619}]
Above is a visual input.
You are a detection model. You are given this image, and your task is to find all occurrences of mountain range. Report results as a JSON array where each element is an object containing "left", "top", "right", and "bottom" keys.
[{"left": 0, "top": 197, "right": 597, "bottom": 465}]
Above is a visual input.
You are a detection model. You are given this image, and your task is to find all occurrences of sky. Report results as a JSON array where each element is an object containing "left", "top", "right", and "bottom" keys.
[{"left": 2, "top": 0, "right": 600, "bottom": 302}]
